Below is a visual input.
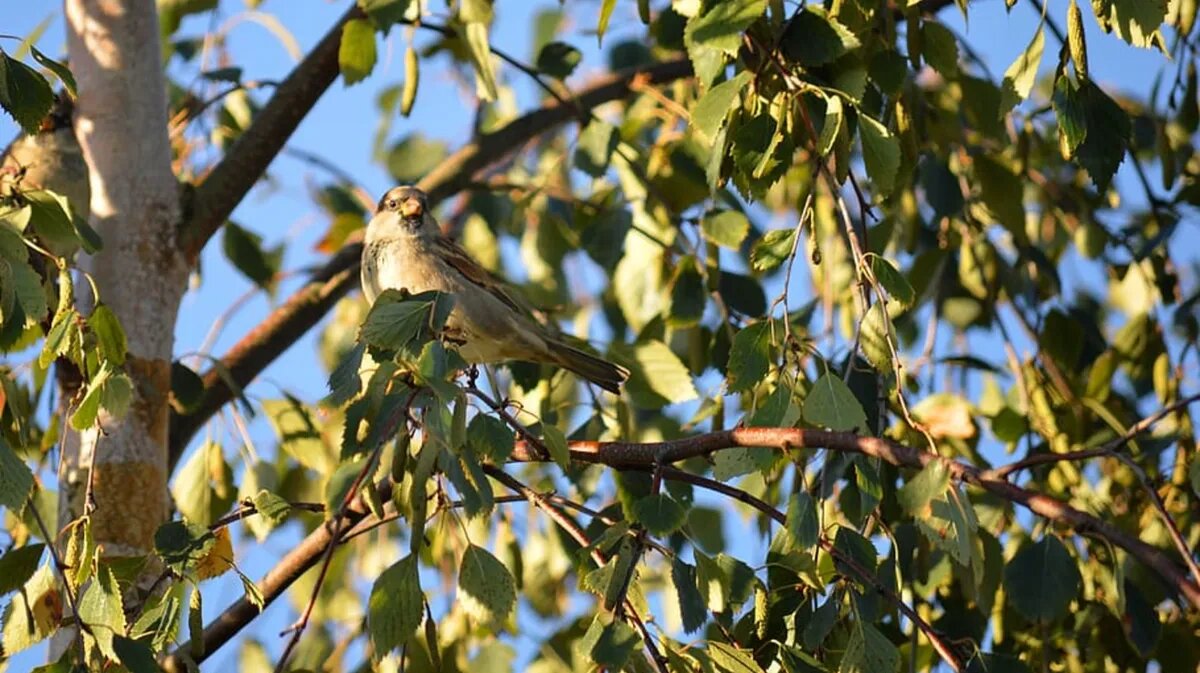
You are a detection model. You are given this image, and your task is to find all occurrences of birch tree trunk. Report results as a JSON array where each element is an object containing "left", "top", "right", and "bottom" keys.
[{"left": 51, "top": 0, "right": 185, "bottom": 653}]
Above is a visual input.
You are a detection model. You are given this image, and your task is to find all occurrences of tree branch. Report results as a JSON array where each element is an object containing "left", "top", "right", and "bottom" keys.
[
  {"left": 507, "top": 426, "right": 1200, "bottom": 610},
  {"left": 178, "top": 5, "right": 363, "bottom": 261},
  {"left": 160, "top": 483, "right": 390, "bottom": 673},
  {"left": 167, "top": 56, "right": 693, "bottom": 468},
  {"left": 661, "top": 468, "right": 965, "bottom": 672}
]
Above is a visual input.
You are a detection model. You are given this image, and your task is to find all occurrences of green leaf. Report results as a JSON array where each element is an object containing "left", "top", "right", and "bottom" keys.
[
  {"left": 325, "top": 341, "right": 365, "bottom": 407},
  {"left": 70, "top": 363, "right": 133, "bottom": 430},
  {"left": 750, "top": 228, "right": 797, "bottom": 273},
  {"left": 24, "top": 190, "right": 80, "bottom": 257},
  {"left": 686, "top": 0, "right": 767, "bottom": 56},
  {"left": 1003, "top": 536, "right": 1081, "bottom": 623},
  {"left": 667, "top": 256, "right": 707, "bottom": 328},
  {"left": 339, "top": 18, "right": 378, "bottom": 85},
  {"left": 368, "top": 554, "right": 424, "bottom": 656},
  {"left": 803, "top": 372, "right": 868, "bottom": 432},
  {"left": 691, "top": 71, "right": 751, "bottom": 142},
  {"left": 780, "top": 7, "right": 860, "bottom": 66},
  {"left": 1053, "top": 74, "right": 1087, "bottom": 156},
  {"left": 1075, "top": 80, "right": 1131, "bottom": 191},
  {"left": 921, "top": 21, "right": 959, "bottom": 77},
  {"left": 0, "top": 435, "right": 34, "bottom": 511},
  {"left": 610, "top": 339, "right": 698, "bottom": 407},
  {"left": 974, "top": 155, "right": 1026, "bottom": 236},
  {"left": 869, "top": 256, "right": 915, "bottom": 308},
  {"left": 264, "top": 396, "right": 334, "bottom": 474},
  {"left": 359, "top": 0, "right": 414, "bottom": 28},
  {"left": 536, "top": 41, "right": 581, "bottom": 79},
  {"left": 999, "top": 26, "right": 1045, "bottom": 116},
  {"left": 1, "top": 564, "right": 56, "bottom": 655},
  {"left": 542, "top": 423, "right": 570, "bottom": 470},
  {"left": 154, "top": 520, "right": 215, "bottom": 575},
  {"left": 467, "top": 414, "right": 515, "bottom": 462},
  {"left": 596, "top": 0, "right": 617, "bottom": 45},
  {"left": 0, "top": 51, "right": 54, "bottom": 135},
  {"left": 386, "top": 133, "right": 449, "bottom": 183},
  {"left": 713, "top": 447, "right": 777, "bottom": 481},
  {"left": 459, "top": 544, "right": 516, "bottom": 626},
  {"left": 359, "top": 290, "right": 455, "bottom": 353},
  {"left": 859, "top": 302, "right": 893, "bottom": 373},
  {"left": 574, "top": 120, "right": 618, "bottom": 177},
  {"left": 727, "top": 320, "right": 773, "bottom": 393},
  {"left": 786, "top": 492, "right": 819, "bottom": 550},
  {"left": 250, "top": 489, "right": 291, "bottom": 525},
  {"left": 839, "top": 622, "right": 899, "bottom": 673},
  {"left": 577, "top": 613, "right": 641, "bottom": 669},
  {"left": 818, "top": 94, "right": 844, "bottom": 156},
  {"left": 896, "top": 461, "right": 950, "bottom": 515},
  {"left": 222, "top": 221, "right": 281, "bottom": 291},
  {"left": 78, "top": 565, "right": 126, "bottom": 660},
  {"left": 671, "top": 558, "right": 707, "bottom": 634},
  {"left": 170, "top": 362, "right": 205, "bottom": 415},
  {"left": 0, "top": 544, "right": 43, "bottom": 596},
  {"left": 719, "top": 271, "right": 767, "bottom": 317},
  {"left": 701, "top": 209, "right": 751, "bottom": 249},
  {"left": 859, "top": 113, "right": 901, "bottom": 195},
  {"left": 113, "top": 635, "right": 163, "bottom": 673},
  {"left": 39, "top": 307, "right": 77, "bottom": 369},
  {"left": 461, "top": 21, "right": 498, "bottom": 101},
  {"left": 1092, "top": 0, "right": 1167, "bottom": 49},
  {"left": 171, "top": 440, "right": 227, "bottom": 527},
  {"left": 632, "top": 493, "right": 686, "bottom": 535},
  {"left": 30, "top": 48, "right": 76, "bottom": 97},
  {"left": 920, "top": 156, "right": 964, "bottom": 219},
  {"left": 89, "top": 303, "right": 127, "bottom": 366}
]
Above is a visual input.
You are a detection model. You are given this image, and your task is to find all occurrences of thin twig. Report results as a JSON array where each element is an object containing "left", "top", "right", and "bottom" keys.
[
  {"left": 26, "top": 496, "right": 90, "bottom": 661},
  {"left": 483, "top": 466, "right": 671, "bottom": 673}
]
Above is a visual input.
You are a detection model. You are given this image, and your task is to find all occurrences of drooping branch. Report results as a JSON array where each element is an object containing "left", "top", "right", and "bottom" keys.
[
  {"left": 178, "top": 5, "right": 362, "bottom": 261},
  {"left": 662, "top": 469, "right": 965, "bottom": 672},
  {"left": 507, "top": 426, "right": 1200, "bottom": 610},
  {"left": 167, "top": 56, "right": 693, "bottom": 467}
]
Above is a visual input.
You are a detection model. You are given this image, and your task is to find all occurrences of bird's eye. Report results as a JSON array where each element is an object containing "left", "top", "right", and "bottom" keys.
[{"left": 386, "top": 199, "right": 398, "bottom": 210}]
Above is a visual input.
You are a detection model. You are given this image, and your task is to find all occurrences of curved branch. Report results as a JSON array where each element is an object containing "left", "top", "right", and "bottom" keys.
[
  {"left": 167, "top": 56, "right": 693, "bottom": 468},
  {"left": 507, "top": 426, "right": 1200, "bottom": 610},
  {"left": 178, "top": 5, "right": 363, "bottom": 261}
]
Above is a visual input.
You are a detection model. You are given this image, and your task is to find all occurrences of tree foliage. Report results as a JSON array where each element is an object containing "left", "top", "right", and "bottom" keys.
[{"left": 2, "top": 0, "right": 1200, "bottom": 672}]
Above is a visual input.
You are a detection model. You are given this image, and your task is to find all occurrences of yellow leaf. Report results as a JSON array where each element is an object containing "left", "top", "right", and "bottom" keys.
[{"left": 196, "top": 527, "right": 234, "bottom": 580}]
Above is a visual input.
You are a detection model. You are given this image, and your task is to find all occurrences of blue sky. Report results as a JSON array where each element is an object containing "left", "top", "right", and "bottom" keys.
[{"left": 2, "top": 1, "right": 1196, "bottom": 671}]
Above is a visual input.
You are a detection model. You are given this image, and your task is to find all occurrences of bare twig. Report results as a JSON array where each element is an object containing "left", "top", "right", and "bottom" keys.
[{"left": 483, "top": 466, "right": 670, "bottom": 673}]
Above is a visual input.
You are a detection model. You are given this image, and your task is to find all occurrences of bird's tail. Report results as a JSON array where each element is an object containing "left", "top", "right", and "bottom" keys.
[{"left": 547, "top": 341, "right": 629, "bottom": 394}]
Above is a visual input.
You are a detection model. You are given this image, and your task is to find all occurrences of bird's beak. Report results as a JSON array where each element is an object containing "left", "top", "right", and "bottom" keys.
[{"left": 400, "top": 197, "right": 423, "bottom": 219}]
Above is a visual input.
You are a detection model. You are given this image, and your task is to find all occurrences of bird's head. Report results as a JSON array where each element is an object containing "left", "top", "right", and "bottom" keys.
[{"left": 366, "top": 185, "right": 435, "bottom": 241}]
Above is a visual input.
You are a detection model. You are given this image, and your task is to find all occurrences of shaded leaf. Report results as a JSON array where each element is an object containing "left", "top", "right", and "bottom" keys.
[
  {"left": 803, "top": 372, "right": 867, "bottom": 432},
  {"left": 368, "top": 555, "right": 423, "bottom": 655}
]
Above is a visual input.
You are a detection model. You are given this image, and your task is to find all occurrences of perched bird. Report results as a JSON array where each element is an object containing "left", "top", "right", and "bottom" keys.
[
  {"left": 361, "top": 185, "right": 629, "bottom": 393},
  {"left": 1, "top": 95, "right": 90, "bottom": 221}
]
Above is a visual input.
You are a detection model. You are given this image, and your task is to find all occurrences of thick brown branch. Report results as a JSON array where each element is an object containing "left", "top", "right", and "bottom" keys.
[
  {"left": 169, "top": 245, "right": 360, "bottom": 464},
  {"left": 178, "top": 6, "right": 362, "bottom": 261},
  {"left": 508, "top": 427, "right": 1200, "bottom": 610},
  {"left": 167, "top": 57, "right": 693, "bottom": 468}
]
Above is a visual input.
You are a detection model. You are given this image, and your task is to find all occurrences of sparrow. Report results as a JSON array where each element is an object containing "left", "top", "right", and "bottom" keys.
[
  {"left": 361, "top": 185, "right": 629, "bottom": 393},
  {"left": 1, "top": 94, "right": 90, "bottom": 221}
]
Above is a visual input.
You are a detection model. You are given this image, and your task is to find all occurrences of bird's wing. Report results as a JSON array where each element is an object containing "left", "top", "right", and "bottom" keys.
[{"left": 433, "top": 236, "right": 531, "bottom": 317}]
